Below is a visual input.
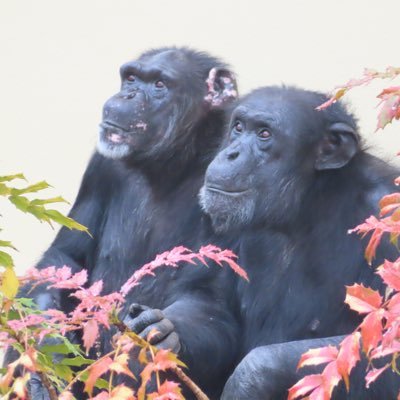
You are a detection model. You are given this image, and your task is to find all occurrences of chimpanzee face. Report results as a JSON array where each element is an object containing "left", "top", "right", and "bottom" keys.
[
  {"left": 98, "top": 48, "right": 237, "bottom": 162},
  {"left": 200, "top": 87, "right": 359, "bottom": 233}
]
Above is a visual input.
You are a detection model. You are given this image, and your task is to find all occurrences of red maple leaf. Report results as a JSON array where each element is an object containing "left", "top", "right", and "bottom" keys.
[
  {"left": 360, "top": 311, "right": 383, "bottom": 355},
  {"left": 82, "top": 319, "right": 99, "bottom": 353},
  {"left": 345, "top": 284, "right": 382, "bottom": 314}
]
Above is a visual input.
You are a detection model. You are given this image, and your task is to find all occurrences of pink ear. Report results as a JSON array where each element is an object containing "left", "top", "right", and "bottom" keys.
[{"left": 204, "top": 67, "right": 238, "bottom": 108}]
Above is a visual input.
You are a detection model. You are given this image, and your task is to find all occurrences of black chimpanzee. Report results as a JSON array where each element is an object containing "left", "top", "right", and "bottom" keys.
[
  {"left": 199, "top": 86, "right": 400, "bottom": 399},
  {"left": 16, "top": 47, "right": 240, "bottom": 398}
]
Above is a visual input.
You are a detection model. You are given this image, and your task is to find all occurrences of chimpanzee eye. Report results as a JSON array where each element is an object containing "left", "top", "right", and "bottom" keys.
[
  {"left": 127, "top": 75, "right": 136, "bottom": 82},
  {"left": 234, "top": 121, "right": 243, "bottom": 133},
  {"left": 155, "top": 80, "right": 166, "bottom": 89},
  {"left": 258, "top": 129, "right": 271, "bottom": 140}
]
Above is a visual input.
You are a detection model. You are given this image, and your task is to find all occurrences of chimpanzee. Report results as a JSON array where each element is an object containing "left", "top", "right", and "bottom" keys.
[
  {"left": 199, "top": 86, "right": 400, "bottom": 399},
  {"left": 16, "top": 47, "right": 240, "bottom": 398}
]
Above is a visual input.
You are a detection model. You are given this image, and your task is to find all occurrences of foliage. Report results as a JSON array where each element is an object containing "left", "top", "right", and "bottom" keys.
[
  {"left": 289, "top": 67, "right": 400, "bottom": 399},
  {"left": 0, "top": 172, "right": 247, "bottom": 399},
  {"left": 0, "top": 244, "right": 246, "bottom": 399},
  {"left": 0, "top": 174, "right": 88, "bottom": 299}
]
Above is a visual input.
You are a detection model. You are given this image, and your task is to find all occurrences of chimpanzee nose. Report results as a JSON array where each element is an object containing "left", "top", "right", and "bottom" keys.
[{"left": 227, "top": 150, "right": 240, "bottom": 161}]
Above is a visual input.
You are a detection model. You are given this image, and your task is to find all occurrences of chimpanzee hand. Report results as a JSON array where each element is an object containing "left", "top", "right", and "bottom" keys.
[{"left": 123, "top": 303, "right": 181, "bottom": 353}]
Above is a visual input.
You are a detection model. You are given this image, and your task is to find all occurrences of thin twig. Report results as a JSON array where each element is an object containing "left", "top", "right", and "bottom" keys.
[
  {"left": 37, "top": 371, "right": 58, "bottom": 400},
  {"left": 171, "top": 366, "right": 209, "bottom": 400},
  {"left": 114, "top": 318, "right": 210, "bottom": 400}
]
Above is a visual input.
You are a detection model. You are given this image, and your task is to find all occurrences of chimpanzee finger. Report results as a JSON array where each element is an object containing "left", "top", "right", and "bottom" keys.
[
  {"left": 138, "top": 318, "right": 175, "bottom": 343},
  {"left": 128, "top": 303, "right": 150, "bottom": 319},
  {"left": 123, "top": 308, "right": 164, "bottom": 333},
  {"left": 157, "top": 332, "right": 181, "bottom": 353}
]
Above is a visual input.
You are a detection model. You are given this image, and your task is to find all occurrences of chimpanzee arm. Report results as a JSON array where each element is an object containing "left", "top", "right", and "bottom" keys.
[
  {"left": 20, "top": 152, "right": 114, "bottom": 312},
  {"left": 221, "top": 335, "right": 400, "bottom": 400},
  {"left": 165, "top": 295, "right": 239, "bottom": 385},
  {"left": 124, "top": 293, "right": 239, "bottom": 397}
]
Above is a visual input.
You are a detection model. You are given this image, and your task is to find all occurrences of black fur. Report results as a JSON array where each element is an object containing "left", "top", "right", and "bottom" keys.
[
  {"left": 200, "top": 87, "right": 400, "bottom": 399},
  {"left": 16, "top": 47, "right": 239, "bottom": 399}
]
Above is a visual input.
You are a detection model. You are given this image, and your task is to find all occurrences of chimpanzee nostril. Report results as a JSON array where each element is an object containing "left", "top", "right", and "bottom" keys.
[
  {"left": 227, "top": 151, "right": 240, "bottom": 161},
  {"left": 125, "top": 92, "right": 137, "bottom": 100}
]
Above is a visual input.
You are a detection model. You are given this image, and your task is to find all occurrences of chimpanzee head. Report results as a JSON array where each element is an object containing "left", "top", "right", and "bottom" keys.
[
  {"left": 199, "top": 86, "right": 360, "bottom": 233},
  {"left": 97, "top": 47, "right": 237, "bottom": 164}
]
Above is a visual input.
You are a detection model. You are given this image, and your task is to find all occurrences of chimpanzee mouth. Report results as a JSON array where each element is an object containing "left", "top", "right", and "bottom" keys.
[
  {"left": 100, "top": 121, "right": 148, "bottom": 144},
  {"left": 100, "top": 122, "right": 132, "bottom": 145},
  {"left": 206, "top": 185, "right": 250, "bottom": 197}
]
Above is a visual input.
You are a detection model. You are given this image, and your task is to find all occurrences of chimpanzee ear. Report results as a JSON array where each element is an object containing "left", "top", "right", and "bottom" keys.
[
  {"left": 204, "top": 67, "right": 238, "bottom": 108},
  {"left": 315, "top": 122, "right": 359, "bottom": 170}
]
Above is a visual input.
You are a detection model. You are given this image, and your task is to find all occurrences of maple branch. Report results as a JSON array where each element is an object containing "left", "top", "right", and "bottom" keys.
[
  {"left": 114, "top": 319, "right": 210, "bottom": 400},
  {"left": 171, "top": 366, "right": 209, "bottom": 400},
  {"left": 37, "top": 371, "right": 58, "bottom": 400}
]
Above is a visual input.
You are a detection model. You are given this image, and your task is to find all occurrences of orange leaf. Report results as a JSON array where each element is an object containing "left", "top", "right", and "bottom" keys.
[
  {"left": 83, "top": 319, "right": 99, "bottom": 353},
  {"left": 59, "top": 392, "right": 74, "bottom": 400},
  {"left": 138, "top": 347, "right": 149, "bottom": 365},
  {"left": 288, "top": 374, "right": 323, "bottom": 400},
  {"left": 321, "top": 361, "right": 342, "bottom": 398},
  {"left": 110, "top": 385, "right": 136, "bottom": 399},
  {"left": 365, "top": 230, "right": 384, "bottom": 264},
  {"left": 360, "top": 311, "right": 383, "bottom": 355},
  {"left": 365, "top": 365, "right": 389, "bottom": 388},
  {"left": 84, "top": 356, "right": 113, "bottom": 395},
  {"left": 110, "top": 354, "right": 136, "bottom": 380},
  {"left": 297, "top": 346, "right": 338, "bottom": 369},
  {"left": 345, "top": 284, "right": 382, "bottom": 314},
  {"left": 139, "top": 350, "right": 186, "bottom": 399},
  {"left": 376, "top": 94, "right": 400, "bottom": 130},
  {"left": 379, "top": 193, "right": 400, "bottom": 215},
  {"left": 152, "top": 349, "right": 186, "bottom": 370},
  {"left": 377, "top": 260, "right": 400, "bottom": 291},
  {"left": 147, "top": 380, "right": 184, "bottom": 400},
  {"left": 13, "top": 375, "right": 29, "bottom": 398},
  {"left": 336, "top": 333, "right": 361, "bottom": 391}
]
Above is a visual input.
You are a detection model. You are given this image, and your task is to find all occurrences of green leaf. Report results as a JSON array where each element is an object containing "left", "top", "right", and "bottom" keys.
[
  {"left": 8, "top": 195, "right": 30, "bottom": 212},
  {"left": 10, "top": 342, "right": 24, "bottom": 354},
  {"left": 0, "top": 241, "right": 17, "bottom": 251},
  {"left": 44, "top": 209, "right": 89, "bottom": 233},
  {"left": 54, "top": 364, "right": 73, "bottom": 381},
  {"left": 40, "top": 343, "right": 74, "bottom": 355},
  {"left": 36, "top": 352, "right": 54, "bottom": 369},
  {"left": 61, "top": 355, "right": 93, "bottom": 367},
  {"left": 57, "top": 336, "right": 84, "bottom": 356},
  {"left": 10, "top": 181, "right": 51, "bottom": 195},
  {"left": 0, "top": 183, "right": 11, "bottom": 196},
  {"left": 0, "top": 250, "right": 14, "bottom": 267},
  {"left": 31, "top": 196, "right": 69, "bottom": 205},
  {"left": 15, "top": 297, "right": 36, "bottom": 308},
  {"left": 26, "top": 204, "right": 51, "bottom": 223},
  {"left": 94, "top": 378, "right": 109, "bottom": 390},
  {"left": 3, "top": 309, "right": 20, "bottom": 320},
  {"left": 0, "top": 174, "right": 26, "bottom": 183},
  {"left": 77, "top": 371, "right": 109, "bottom": 389}
]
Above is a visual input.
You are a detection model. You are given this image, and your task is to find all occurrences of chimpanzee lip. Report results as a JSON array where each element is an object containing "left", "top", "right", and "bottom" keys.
[
  {"left": 206, "top": 185, "right": 250, "bottom": 196},
  {"left": 101, "top": 121, "right": 130, "bottom": 132}
]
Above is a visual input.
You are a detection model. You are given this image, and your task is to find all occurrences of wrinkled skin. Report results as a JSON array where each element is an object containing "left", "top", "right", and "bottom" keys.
[
  {"left": 9, "top": 48, "right": 240, "bottom": 399},
  {"left": 200, "top": 87, "right": 400, "bottom": 399}
]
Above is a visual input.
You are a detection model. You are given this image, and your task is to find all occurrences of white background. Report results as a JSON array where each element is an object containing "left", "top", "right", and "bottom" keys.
[{"left": 1, "top": 0, "right": 399, "bottom": 273}]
